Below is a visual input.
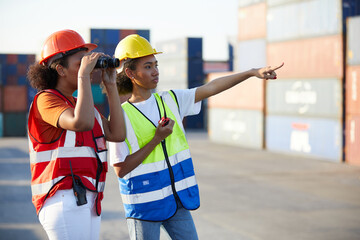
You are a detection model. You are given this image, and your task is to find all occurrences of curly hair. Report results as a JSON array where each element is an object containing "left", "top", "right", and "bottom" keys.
[
  {"left": 115, "top": 58, "right": 139, "bottom": 95},
  {"left": 27, "top": 55, "right": 69, "bottom": 91}
]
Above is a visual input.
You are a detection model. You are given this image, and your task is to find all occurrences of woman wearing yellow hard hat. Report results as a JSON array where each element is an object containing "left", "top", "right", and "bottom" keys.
[
  {"left": 27, "top": 29, "right": 126, "bottom": 240},
  {"left": 109, "top": 34, "right": 283, "bottom": 240}
]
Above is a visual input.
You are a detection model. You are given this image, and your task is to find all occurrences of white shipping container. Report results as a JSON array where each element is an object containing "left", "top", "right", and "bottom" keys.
[
  {"left": 347, "top": 16, "right": 360, "bottom": 65},
  {"left": 266, "top": 78, "right": 342, "bottom": 118},
  {"left": 238, "top": 0, "right": 264, "bottom": 7},
  {"left": 209, "top": 108, "right": 264, "bottom": 149},
  {"left": 236, "top": 38, "right": 266, "bottom": 72},
  {"left": 158, "top": 58, "right": 188, "bottom": 83},
  {"left": 267, "top": 0, "right": 342, "bottom": 42}
]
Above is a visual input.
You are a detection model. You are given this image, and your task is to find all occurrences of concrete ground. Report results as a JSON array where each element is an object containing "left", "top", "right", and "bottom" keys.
[{"left": 0, "top": 132, "right": 360, "bottom": 240}]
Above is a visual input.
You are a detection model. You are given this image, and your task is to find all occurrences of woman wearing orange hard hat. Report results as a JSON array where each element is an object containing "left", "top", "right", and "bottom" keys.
[
  {"left": 108, "top": 34, "right": 284, "bottom": 240},
  {"left": 27, "top": 29, "right": 126, "bottom": 240}
]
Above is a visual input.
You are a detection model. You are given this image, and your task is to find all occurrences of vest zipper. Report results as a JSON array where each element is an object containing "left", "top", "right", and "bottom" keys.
[{"left": 161, "top": 139, "right": 180, "bottom": 202}]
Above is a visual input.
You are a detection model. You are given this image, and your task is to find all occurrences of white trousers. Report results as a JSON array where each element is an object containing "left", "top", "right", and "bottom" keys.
[{"left": 38, "top": 189, "right": 101, "bottom": 240}]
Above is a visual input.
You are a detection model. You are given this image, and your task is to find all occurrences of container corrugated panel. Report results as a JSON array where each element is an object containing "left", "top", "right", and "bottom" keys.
[
  {"left": 188, "top": 58, "right": 204, "bottom": 87},
  {"left": 209, "top": 108, "right": 263, "bottom": 149},
  {"left": 267, "top": 0, "right": 342, "bottom": 42},
  {"left": 345, "top": 113, "right": 360, "bottom": 166},
  {"left": 266, "top": 78, "right": 342, "bottom": 118},
  {"left": 0, "top": 113, "right": 3, "bottom": 137},
  {"left": 208, "top": 72, "right": 264, "bottom": 110},
  {"left": 3, "top": 85, "right": 27, "bottom": 112},
  {"left": 0, "top": 54, "right": 35, "bottom": 86},
  {"left": 158, "top": 58, "right": 188, "bottom": 83},
  {"left": 0, "top": 64, "right": 2, "bottom": 85},
  {"left": 156, "top": 39, "right": 188, "bottom": 60},
  {"left": 0, "top": 86, "right": 2, "bottom": 112},
  {"left": 3, "top": 112, "right": 27, "bottom": 137},
  {"left": 155, "top": 38, "right": 202, "bottom": 60},
  {"left": 267, "top": 35, "right": 343, "bottom": 78},
  {"left": 90, "top": 29, "right": 150, "bottom": 54},
  {"left": 238, "top": 0, "right": 264, "bottom": 7},
  {"left": 343, "top": 0, "right": 360, "bottom": 35},
  {"left": 187, "top": 38, "right": 202, "bottom": 59},
  {"left": 236, "top": 38, "right": 266, "bottom": 72},
  {"left": 266, "top": 115, "right": 342, "bottom": 162},
  {"left": 183, "top": 103, "right": 205, "bottom": 130},
  {"left": 267, "top": 0, "right": 301, "bottom": 7},
  {"left": 105, "top": 29, "right": 120, "bottom": 44},
  {"left": 346, "top": 65, "right": 360, "bottom": 114},
  {"left": 136, "top": 30, "right": 150, "bottom": 41},
  {"left": 90, "top": 29, "right": 105, "bottom": 45},
  {"left": 120, "top": 29, "right": 137, "bottom": 40},
  {"left": 347, "top": 16, "right": 360, "bottom": 65},
  {"left": 238, "top": 3, "right": 266, "bottom": 41},
  {"left": 203, "top": 61, "right": 229, "bottom": 74},
  {"left": 27, "top": 86, "right": 37, "bottom": 110}
]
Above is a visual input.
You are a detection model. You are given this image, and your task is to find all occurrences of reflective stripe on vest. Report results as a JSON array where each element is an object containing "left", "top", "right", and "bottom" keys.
[
  {"left": 120, "top": 91, "right": 200, "bottom": 221},
  {"left": 28, "top": 89, "right": 107, "bottom": 215}
]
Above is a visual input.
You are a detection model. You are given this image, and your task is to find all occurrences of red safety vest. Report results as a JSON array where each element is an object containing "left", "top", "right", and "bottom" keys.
[{"left": 28, "top": 89, "right": 108, "bottom": 216}]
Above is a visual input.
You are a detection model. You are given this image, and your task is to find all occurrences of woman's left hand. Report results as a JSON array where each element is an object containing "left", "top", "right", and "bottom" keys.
[{"left": 254, "top": 62, "right": 284, "bottom": 80}]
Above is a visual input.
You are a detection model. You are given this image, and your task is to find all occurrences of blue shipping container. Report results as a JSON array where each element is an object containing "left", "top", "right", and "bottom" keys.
[
  {"left": 105, "top": 29, "right": 120, "bottom": 45},
  {"left": 0, "top": 113, "right": 3, "bottom": 137},
  {"left": 266, "top": 115, "right": 342, "bottom": 162}
]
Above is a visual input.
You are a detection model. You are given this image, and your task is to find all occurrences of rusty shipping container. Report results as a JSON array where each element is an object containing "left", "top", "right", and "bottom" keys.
[
  {"left": 345, "top": 113, "right": 360, "bottom": 166},
  {"left": 346, "top": 65, "right": 360, "bottom": 114},
  {"left": 347, "top": 16, "right": 360, "bottom": 65},
  {"left": 238, "top": 2, "right": 266, "bottom": 41},
  {"left": 267, "top": 0, "right": 342, "bottom": 42},
  {"left": 266, "top": 78, "right": 342, "bottom": 118},
  {"left": 209, "top": 108, "right": 264, "bottom": 149},
  {"left": 267, "top": 35, "right": 343, "bottom": 78},
  {"left": 207, "top": 72, "right": 264, "bottom": 110},
  {"left": 3, "top": 85, "right": 28, "bottom": 112}
]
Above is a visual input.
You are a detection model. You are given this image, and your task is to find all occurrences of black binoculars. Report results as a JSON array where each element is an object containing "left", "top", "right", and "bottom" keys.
[{"left": 95, "top": 57, "right": 120, "bottom": 68}]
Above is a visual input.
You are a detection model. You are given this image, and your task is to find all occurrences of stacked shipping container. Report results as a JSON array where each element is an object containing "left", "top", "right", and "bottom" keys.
[
  {"left": 266, "top": 0, "right": 345, "bottom": 162},
  {"left": 345, "top": 16, "right": 360, "bottom": 165},
  {"left": 207, "top": 0, "right": 267, "bottom": 149},
  {"left": 155, "top": 38, "right": 205, "bottom": 129},
  {"left": 0, "top": 54, "right": 35, "bottom": 137},
  {"left": 89, "top": 29, "right": 150, "bottom": 117}
]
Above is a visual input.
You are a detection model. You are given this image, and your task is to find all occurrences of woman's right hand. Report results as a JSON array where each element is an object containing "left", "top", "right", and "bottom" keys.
[
  {"left": 154, "top": 118, "right": 175, "bottom": 143},
  {"left": 78, "top": 52, "right": 102, "bottom": 77}
]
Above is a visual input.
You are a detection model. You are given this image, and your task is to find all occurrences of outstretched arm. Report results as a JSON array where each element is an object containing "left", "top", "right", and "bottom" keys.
[{"left": 195, "top": 63, "right": 284, "bottom": 103}]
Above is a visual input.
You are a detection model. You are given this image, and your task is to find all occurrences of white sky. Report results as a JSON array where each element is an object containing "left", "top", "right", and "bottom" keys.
[{"left": 0, "top": 0, "right": 238, "bottom": 61}]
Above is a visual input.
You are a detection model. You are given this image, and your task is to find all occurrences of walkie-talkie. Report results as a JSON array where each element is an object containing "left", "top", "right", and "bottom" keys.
[{"left": 69, "top": 160, "right": 87, "bottom": 206}]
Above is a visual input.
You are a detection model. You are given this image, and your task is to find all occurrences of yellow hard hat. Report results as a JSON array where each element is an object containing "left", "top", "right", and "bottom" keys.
[{"left": 114, "top": 34, "right": 162, "bottom": 61}]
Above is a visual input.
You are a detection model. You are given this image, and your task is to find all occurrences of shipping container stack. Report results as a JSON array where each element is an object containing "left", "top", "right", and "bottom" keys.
[
  {"left": 89, "top": 29, "right": 150, "bottom": 117},
  {"left": 345, "top": 16, "right": 360, "bottom": 166},
  {"left": 265, "top": 0, "right": 356, "bottom": 162},
  {"left": 0, "top": 54, "right": 36, "bottom": 137},
  {"left": 155, "top": 38, "right": 205, "bottom": 129},
  {"left": 207, "top": 0, "right": 267, "bottom": 149}
]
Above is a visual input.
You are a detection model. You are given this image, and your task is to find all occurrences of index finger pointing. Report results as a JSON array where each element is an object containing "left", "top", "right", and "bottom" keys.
[{"left": 272, "top": 62, "right": 284, "bottom": 71}]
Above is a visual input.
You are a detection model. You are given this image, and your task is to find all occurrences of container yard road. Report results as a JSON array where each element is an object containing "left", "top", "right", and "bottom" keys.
[{"left": 0, "top": 132, "right": 360, "bottom": 240}]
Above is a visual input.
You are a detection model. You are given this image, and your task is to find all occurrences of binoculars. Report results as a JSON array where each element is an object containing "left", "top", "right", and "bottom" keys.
[{"left": 95, "top": 57, "right": 120, "bottom": 68}]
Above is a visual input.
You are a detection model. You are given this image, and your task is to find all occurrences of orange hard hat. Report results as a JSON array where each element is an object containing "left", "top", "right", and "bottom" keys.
[{"left": 39, "top": 29, "right": 97, "bottom": 65}]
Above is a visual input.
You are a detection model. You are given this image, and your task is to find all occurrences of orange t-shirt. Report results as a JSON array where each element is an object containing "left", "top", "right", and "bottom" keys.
[{"left": 33, "top": 92, "right": 76, "bottom": 143}]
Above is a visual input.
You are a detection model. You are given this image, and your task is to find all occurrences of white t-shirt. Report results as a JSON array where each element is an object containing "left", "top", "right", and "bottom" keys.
[{"left": 109, "top": 88, "right": 201, "bottom": 165}]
